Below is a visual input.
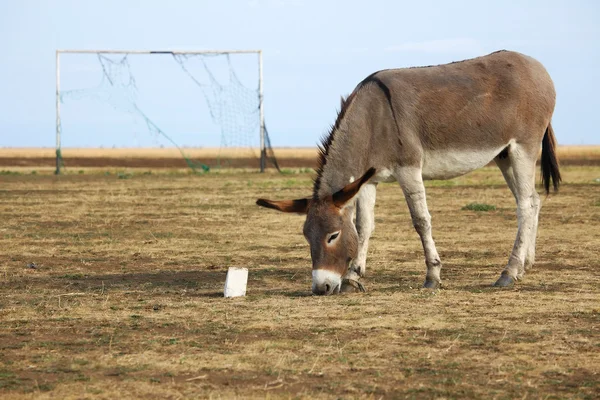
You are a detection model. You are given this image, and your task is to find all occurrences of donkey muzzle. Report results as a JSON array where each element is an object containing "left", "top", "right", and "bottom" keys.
[{"left": 312, "top": 269, "right": 342, "bottom": 295}]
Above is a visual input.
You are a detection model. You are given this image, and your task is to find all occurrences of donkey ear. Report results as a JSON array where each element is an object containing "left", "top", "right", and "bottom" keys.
[
  {"left": 332, "top": 168, "right": 377, "bottom": 208},
  {"left": 256, "top": 197, "right": 311, "bottom": 214}
]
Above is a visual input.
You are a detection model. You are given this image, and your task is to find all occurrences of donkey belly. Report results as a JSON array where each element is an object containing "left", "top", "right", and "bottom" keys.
[{"left": 421, "top": 145, "right": 506, "bottom": 180}]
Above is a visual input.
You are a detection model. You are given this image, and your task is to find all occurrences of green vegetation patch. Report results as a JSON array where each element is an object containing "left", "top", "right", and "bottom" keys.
[{"left": 462, "top": 203, "right": 496, "bottom": 212}]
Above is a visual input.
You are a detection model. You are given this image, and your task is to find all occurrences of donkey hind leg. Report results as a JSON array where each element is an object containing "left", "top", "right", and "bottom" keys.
[
  {"left": 495, "top": 153, "right": 540, "bottom": 273},
  {"left": 527, "top": 192, "right": 541, "bottom": 269},
  {"left": 396, "top": 168, "right": 442, "bottom": 289},
  {"left": 344, "top": 183, "right": 377, "bottom": 285},
  {"left": 494, "top": 144, "right": 540, "bottom": 287}
]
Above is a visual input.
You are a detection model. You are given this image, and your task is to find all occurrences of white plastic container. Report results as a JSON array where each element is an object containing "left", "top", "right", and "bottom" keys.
[{"left": 223, "top": 267, "right": 248, "bottom": 297}]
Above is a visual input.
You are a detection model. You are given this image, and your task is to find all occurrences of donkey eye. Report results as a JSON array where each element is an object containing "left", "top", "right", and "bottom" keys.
[{"left": 327, "top": 231, "right": 340, "bottom": 244}]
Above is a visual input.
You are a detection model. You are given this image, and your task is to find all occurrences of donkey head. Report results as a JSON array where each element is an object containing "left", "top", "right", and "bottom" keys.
[{"left": 256, "top": 168, "right": 376, "bottom": 295}]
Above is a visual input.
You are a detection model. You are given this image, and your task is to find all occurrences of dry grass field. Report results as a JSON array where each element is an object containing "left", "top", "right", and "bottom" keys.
[{"left": 1, "top": 150, "right": 599, "bottom": 399}]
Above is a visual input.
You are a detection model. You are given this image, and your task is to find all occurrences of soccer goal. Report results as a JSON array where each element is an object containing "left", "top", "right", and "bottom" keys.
[{"left": 55, "top": 49, "right": 279, "bottom": 173}]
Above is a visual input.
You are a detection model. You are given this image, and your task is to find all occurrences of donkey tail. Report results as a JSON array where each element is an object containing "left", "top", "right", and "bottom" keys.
[{"left": 541, "top": 123, "right": 561, "bottom": 194}]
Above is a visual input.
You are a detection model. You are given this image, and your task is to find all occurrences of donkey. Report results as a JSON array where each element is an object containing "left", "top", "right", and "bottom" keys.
[{"left": 257, "top": 50, "right": 561, "bottom": 295}]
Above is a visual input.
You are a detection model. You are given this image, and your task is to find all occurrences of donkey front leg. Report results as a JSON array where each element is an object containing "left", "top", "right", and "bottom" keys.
[
  {"left": 396, "top": 168, "right": 442, "bottom": 289},
  {"left": 345, "top": 183, "right": 377, "bottom": 282}
]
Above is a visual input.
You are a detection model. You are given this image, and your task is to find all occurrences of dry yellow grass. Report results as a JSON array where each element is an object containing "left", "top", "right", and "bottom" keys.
[{"left": 0, "top": 165, "right": 599, "bottom": 399}]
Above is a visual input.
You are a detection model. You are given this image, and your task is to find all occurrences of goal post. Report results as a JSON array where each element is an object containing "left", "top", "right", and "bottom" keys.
[{"left": 55, "top": 49, "right": 270, "bottom": 173}]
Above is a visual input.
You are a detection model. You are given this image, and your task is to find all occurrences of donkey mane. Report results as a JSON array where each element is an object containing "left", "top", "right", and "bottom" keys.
[
  {"left": 312, "top": 71, "right": 398, "bottom": 199},
  {"left": 313, "top": 90, "right": 360, "bottom": 199}
]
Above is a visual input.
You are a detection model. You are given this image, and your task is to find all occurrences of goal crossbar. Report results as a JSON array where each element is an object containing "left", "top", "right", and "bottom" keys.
[{"left": 56, "top": 49, "right": 262, "bottom": 55}]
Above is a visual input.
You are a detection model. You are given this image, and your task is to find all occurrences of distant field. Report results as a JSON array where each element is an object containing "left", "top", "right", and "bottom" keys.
[
  {"left": 0, "top": 148, "right": 318, "bottom": 170},
  {"left": 0, "top": 148, "right": 318, "bottom": 159},
  {"left": 0, "top": 146, "right": 599, "bottom": 170}
]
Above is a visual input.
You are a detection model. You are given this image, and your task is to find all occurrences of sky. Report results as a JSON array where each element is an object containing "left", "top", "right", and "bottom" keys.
[{"left": 0, "top": 0, "right": 599, "bottom": 148}]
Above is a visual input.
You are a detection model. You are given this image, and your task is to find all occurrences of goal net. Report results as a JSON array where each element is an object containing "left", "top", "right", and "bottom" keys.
[{"left": 56, "top": 50, "right": 280, "bottom": 173}]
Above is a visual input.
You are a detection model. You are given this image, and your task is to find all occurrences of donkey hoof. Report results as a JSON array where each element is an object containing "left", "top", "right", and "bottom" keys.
[
  {"left": 423, "top": 279, "right": 441, "bottom": 289},
  {"left": 493, "top": 274, "right": 515, "bottom": 287},
  {"left": 341, "top": 278, "right": 366, "bottom": 293}
]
